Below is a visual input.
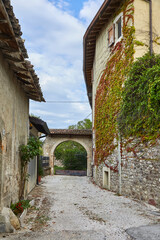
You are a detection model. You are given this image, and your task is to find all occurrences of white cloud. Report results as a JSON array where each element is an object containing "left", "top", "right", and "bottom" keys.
[
  {"left": 80, "top": 0, "right": 104, "bottom": 25},
  {"left": 11, "top": 0, "right": 96, "bottom": 128}
]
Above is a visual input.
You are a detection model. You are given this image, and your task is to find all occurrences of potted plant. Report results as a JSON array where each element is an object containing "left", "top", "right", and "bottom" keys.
[{"left": 38, "top": 166, "right": 44, "bottom": 182}]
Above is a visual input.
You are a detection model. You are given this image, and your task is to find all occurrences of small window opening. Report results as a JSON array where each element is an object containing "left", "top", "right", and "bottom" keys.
[
  {"left": 103, "top": 167, "right": 110, "bottom": 190},
  {"left": 117, "top": 17, "right": 122, "bottom": 39}
]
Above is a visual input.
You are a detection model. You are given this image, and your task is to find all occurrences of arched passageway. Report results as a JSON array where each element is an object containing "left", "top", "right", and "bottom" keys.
[
  {"left": 54, "top": 140, "right": 87, "bottom": 172},
  {"left": 43, "top": 129, "right": 92, "bottom": 176}
]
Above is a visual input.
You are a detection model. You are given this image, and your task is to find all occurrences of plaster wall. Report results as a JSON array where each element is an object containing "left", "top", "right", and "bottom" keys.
[
  {"left": 0, "top": 51, "right": 29, "bottom": 210},
  {"left": 43, "top": 136, "right": 92, "bottom": 177},
  {"left": 134, "top": 0, "right": 160, "bottom": 59},
  {"left": 92, "top": 19, "right": 112, "bottom": 123}
]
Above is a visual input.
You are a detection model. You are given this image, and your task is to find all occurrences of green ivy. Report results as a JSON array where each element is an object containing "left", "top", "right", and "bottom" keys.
[
  {"left": 118, "top": 53, "right": 160, "bottom": 139},
  {"left": 20, "top": 136, "right": 43, "bottom": 166},
  {"left": 94, "top": 0, "right": 135, "bottom": 165}
]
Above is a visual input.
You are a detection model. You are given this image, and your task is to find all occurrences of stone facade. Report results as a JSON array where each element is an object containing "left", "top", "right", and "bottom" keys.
[
  {"left": 0, "top": 50, "right": 29, "bottom": 210},
  {"left": 93, "top": 138, "right": 160, "bottom": 207},
  {"left": 43, "top": 133, "right": 92, "bottom": 177}
]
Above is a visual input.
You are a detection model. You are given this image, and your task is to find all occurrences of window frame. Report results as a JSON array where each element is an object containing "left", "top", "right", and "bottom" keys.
[{"left": 114, "top": 12, "right": 123, "bottom": 44}]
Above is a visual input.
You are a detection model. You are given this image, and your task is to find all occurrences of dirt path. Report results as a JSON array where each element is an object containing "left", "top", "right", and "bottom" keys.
[{"left": 1, "top": 175, "right": 159, "bottom": 240}]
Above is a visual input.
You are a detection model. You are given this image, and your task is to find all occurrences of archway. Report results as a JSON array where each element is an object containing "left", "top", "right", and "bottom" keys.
[
  {"left": 54, "top": 140, "right": 87, "bottom": 175},
  {"left": 43, "top": 129, "right": 92, "bottom": 176}
]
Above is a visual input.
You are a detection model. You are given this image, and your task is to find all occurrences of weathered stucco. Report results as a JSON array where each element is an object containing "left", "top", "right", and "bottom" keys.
[
  {"left": 43, "top": 135, "right": 92, "bottom": 177},
  {"left": 0, "top": 51, "right": 29, "bottom": 210},
  {"left": 134, "top": 0, "right": 160, "bottom": 59}
]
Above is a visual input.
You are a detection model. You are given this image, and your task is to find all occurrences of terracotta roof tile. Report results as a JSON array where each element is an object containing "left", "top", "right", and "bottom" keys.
[
  {"left": 0, "top": 0, "right": 44, "bottom": 102},
  {"left": 50, "top": 129, "right": 92, "bottom": 136}
]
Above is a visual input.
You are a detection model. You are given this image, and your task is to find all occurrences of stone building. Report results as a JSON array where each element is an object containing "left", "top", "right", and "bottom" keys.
[
  {"left": 83, "top": 0, "right": 160, "bottom": 206},
  {"left": 0, "top": 0, "right": 44, "bottom": 214}
]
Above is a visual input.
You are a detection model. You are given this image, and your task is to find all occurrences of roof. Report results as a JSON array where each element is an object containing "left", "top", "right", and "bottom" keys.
[
  {"left": 0, "top": 0, "right": 44, "bottom": 102},
  {"left": 49, "top": 129, "right": 92, "bottom": 136},
  {"left": 29, "top": 117, "right": 50, "bottom": 135},
  {"left": 83, "top": 0, "right": 122, "bottom": 106}
]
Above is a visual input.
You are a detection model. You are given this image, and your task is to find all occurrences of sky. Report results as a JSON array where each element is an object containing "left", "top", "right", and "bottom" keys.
[{"left": 11, "top": 0, "right": 104, "bottom": 129}]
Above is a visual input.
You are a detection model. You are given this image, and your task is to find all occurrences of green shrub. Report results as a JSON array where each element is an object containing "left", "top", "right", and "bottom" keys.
[{"left": 118, "top": 53, "right": 160, "bottom": 138}]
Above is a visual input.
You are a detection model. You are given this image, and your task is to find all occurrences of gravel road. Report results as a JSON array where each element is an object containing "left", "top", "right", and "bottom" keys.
[{"left": 1, "top": 175, "right": 159, "bottom": 240}]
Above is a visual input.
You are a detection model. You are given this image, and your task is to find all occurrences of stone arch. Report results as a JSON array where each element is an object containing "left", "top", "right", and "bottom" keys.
[
  {"left": 43, "top": 130, "right": 92, "bottom": 177},
  {"left": 52, "top": 139, "right": 88, "bottom": 172},
  {"left": 43, "top": 137, "right": 92, "bottom": 177}
]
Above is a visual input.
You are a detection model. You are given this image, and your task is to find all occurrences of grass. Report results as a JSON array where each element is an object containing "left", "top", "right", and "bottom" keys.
[{"left": 54, "top": 165, "right": 65, "bottom": 174}]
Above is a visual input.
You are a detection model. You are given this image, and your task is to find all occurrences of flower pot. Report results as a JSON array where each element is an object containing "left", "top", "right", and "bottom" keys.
[{"left": 38, "top": 176, "right": 41, "bottom": 182}]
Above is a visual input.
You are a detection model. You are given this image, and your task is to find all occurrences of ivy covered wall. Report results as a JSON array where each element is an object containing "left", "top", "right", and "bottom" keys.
[
  {"left": 94, "top": 0, "right": 135, "bottom": 166},
  {"left": 92, "top": 0, "right": 160, "bottom": 206}
]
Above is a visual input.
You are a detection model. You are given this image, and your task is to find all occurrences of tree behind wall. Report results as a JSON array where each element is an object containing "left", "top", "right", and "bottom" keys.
[
  {"left": 54, "top": 141, "right": 87, "bottom": 170},
  {"left": 68, "top": 118, "right": 92, "bottom": 130}
]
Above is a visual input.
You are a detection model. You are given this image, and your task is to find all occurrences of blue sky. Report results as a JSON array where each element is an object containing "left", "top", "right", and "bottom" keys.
[{"left": 11, "top": 0, "right": 104, "bottom": 129}]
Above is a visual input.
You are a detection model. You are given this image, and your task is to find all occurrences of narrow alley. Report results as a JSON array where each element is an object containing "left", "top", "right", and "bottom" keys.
[{"left": 1, "top": 176, "right": 159, "bottom": 240}]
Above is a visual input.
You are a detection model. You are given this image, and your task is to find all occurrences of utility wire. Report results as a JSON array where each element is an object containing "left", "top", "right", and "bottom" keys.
[
  {"left": 84, "top": 112, "right": 92, "bottom": 119},
  {"left": 46, "top": 101, "right": 89, "bottom": 103}
]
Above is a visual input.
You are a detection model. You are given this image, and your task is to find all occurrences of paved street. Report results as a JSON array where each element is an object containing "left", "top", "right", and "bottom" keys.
[{"left": 1, "top": 176, "right": 160, "bottom": 240}]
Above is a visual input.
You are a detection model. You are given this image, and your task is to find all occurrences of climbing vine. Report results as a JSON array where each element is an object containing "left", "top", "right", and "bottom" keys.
[
  {"left": 118, "top": 53, "right": 160, "bottom": 139},
  {"left": 94, "top": 0, "right": 135, "bottom": 166},
  {"left": 19, "top": 136, "right": 43, "bottom": 198}
]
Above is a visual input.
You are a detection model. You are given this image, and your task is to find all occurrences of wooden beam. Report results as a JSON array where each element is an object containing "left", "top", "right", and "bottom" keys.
[
  {"left": 16, "top": 72, "right": 31, "bottom": 79},
  {"left": 0, "top": 33, "right": 13, "bottom": 40},
  {"left": 10, "top": 64, "right": 28, "bottom": 72},
  {"left": 17, "top": 78, "right": 31, "bottom": 85},
  {"left": 1, "top": 45, "right": 19, "bottom": 52},
  {"left": 3, "top": 54, "right": 24, "bottom": 63},
  {"left": 0, "top": 19, "right": 7, "bottom": 24}
]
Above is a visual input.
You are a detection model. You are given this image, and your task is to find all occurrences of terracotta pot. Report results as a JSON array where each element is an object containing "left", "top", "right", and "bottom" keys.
[{"left": 38, "top": 176, "right": 41, "bottom": 182}]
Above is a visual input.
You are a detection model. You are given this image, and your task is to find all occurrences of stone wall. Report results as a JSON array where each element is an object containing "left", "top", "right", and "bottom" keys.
[
  {"left": 93, "top": 138, "right": 160, "bottom": 207},
  {"left": 0, "top": 51, "right": 29, "bottom": 210}
]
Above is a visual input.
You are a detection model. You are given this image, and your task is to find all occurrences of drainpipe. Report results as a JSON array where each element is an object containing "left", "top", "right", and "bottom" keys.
[
  {"left": 118, "top": 134, "right": 121, "bottom": 195},
  {"left": 144, "top": 0, "right": 153, "bottom": 55},
  {"left": 149, "top": 0, "right": 153, "bottom": 55}
]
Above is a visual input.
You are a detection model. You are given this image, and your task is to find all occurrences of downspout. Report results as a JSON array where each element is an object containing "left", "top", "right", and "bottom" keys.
[
  {"left": 143, "top": 0, "right": 153, "bottom": 55},
  {"left": 149, "top": 0, "right": 153, "bottom": 55},
  {"left": 118, "top": 134, "right": 121, "bottom": 195}
]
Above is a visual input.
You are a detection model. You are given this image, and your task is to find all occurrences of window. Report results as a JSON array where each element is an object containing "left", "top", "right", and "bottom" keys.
[
  {"left": 117, "top": 17, "right": 122, "bottom": 39},
  {"left": 114, "top": 14, "right": 123, "bottom": 43},
  {"left": 108, "top": 13, "right": 123, "bottom": 48},
  {"left": 108, "top": 25, "right": 115, "bottom": 46}
]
